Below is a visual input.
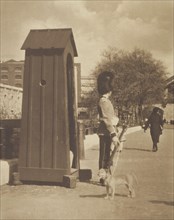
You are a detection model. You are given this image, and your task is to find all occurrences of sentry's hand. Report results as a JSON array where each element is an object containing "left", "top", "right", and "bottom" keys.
[
  {"left": 112, "top": 136, "right": 120, "bottom": 146},
  {"left": 116, "top": 144, "right": 123, "bottom": 152}
]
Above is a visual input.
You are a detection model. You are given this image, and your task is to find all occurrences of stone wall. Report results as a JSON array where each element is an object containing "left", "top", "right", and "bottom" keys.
[{"left": 0, "top": 83, "right": 22, "bottom": 119}]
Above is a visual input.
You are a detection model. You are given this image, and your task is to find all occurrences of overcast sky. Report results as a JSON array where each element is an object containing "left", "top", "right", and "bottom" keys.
[{"left": 1, "top": 0, "right": 173, "bottom": 76}]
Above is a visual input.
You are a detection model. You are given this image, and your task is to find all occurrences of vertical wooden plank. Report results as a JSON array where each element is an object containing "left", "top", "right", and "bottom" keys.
[
  {"left": 40, "top": 53, "right": 45, "bottom": 168},
  {"left": 52, "top": 53, "right": 58, "bottom": 169},
  {"left": 55, "top": 52, "right": 70, "bottom": 171},
  {"left": 19, "top": 52, "right": 30, "bottom": 167},
  {"left": 27, "top": 54, "right": 32, "bottom": 167},
  {"left": 28, "top": 52, "right": 41, "bottom": 167},
  {"left": 41, "top": 51, "right": 54, "bottom": 168}
]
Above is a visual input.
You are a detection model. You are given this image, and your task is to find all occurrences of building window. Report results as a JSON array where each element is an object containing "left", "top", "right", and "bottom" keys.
[
  {"left": 15, "top": 67, "right": 22, "bottom": 72},
  {"left": 15, "top": 75, "right": 22, "bottom": 79},
  {"left": 15, "top": 83, "right": 22, "bottom": 88},
  {"left": 1, "top": 75, "right": 8, "bottom": 79},
  {"left": 1, "top": 67, "right": 8, "bottom": 72}
]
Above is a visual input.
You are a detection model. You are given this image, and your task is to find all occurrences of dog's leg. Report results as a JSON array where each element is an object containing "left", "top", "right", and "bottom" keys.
[
  {"left": 125, "top": 183, "right": 131, "bottom": 198},
  {"left": 110, "top": 186, "right": 115, "bottom": 200},
  {"left": 127, "top": 185, "right": 135, "bottom": 198},
  {"left": 130, "top": 187, "right": 136, "bottom": 198},
  {"left": 104, "top": 185, "right": 109, "bottom": 199}
]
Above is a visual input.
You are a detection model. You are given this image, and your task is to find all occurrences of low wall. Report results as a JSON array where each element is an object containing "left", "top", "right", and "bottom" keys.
[{"left": 0, "top": 83, "right": 22, "bottom": 119}]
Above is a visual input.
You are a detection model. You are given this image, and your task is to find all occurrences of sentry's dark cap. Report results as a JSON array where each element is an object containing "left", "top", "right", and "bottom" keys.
[{"left": 97, "top": 71, "right": 114, "bottom": 95}]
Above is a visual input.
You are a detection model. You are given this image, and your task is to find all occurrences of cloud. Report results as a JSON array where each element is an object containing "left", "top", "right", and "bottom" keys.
[
  {"left": 85, "top": 1, "right": 173, "bottom": 73},
  {"left": 106, "top": 15, "right": 171, "bottom": 51},
  {"left": 117, "top": 1, "right": 173, "bottom": 25},
  {"left": 74, "top": 32, "right": 106, "bottom": 74},
  {"left": 50, "top": 1, "right": 97, "bottom": 31},
  {"left": 1, "top": 0, "right": 173, "bottom": 75}
]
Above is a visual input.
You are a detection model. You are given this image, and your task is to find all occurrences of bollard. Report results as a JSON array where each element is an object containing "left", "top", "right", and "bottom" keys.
[
  {"left": 63, "top": 175, "right": 77, "bottom": 188},
  {"left": 78, "top": 121, "right": 85, "bottom": 160},
  {"left": 12, "top": 172, "right": 22, "bottom": 185}
]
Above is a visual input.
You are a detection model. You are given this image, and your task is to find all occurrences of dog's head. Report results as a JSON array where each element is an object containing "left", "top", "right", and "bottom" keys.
[{"left": 98, "top": 168, "right": 109, "bottom": 180}]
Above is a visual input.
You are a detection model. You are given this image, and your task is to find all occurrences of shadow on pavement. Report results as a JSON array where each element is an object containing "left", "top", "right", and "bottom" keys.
[
  {"left": 79, "top": 193, "right": 128, "bottom": 198},
  {"left": 79, "top": 180, "right": 101, "bottom": 186},
  {"left": 149, "top": 200, "right": 174, "bottom": 206},
  {"left": 124, "top": 147, "right": 152, "bottom": 152},
  {"left": 79, "top": 194, "right": 106, "bottom": 198}
]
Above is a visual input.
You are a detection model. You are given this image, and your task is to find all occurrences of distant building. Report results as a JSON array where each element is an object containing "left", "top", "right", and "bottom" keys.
[
  {"left": 164, "top": 75, "right": 174, "bottom": 123},
  {"left": 165, "top": 75, "right": 174, "bottom": 103},
  {"left": 0, "top": 60, "right": 24, "bottom": 88},
  {"left": 80, "top": 75, "right": 96, "bottom": 98},
  {"left": 78, "top": 75, "right": 96, "bottom": 119}
]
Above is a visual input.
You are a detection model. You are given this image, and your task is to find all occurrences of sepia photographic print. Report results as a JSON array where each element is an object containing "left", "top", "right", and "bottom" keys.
[{"left": 0, "top": 1, "right": 173, "bottom": 219}]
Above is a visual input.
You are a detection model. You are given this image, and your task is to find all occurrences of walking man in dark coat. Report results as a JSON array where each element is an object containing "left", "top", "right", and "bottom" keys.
[{"left": 144, "top": 107, "right": 164, "bottom": 152}]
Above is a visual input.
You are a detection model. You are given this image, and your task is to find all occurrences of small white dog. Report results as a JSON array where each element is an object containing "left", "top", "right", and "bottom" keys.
[{"left": 98, "top": 168, "right": 138, "bottom": 200}]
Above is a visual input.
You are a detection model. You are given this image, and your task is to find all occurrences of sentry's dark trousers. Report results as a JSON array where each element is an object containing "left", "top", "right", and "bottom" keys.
[{"left": 99, "top": 135, "right": 112, "bottom": 169}]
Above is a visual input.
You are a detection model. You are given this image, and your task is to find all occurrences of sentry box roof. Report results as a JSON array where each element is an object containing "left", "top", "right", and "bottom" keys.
[{"left": 21, "top": 28, "right": 78, "bottom": 57}]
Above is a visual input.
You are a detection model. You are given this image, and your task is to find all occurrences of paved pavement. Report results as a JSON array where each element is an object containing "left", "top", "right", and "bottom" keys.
[{"left": 1, "top": 126, "right": 173, "bottom": 220}]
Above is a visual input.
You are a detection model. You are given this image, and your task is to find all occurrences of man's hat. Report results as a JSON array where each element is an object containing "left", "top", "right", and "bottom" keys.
[{"left": 97, "top": 71, "right": 114, "bottom": 95}]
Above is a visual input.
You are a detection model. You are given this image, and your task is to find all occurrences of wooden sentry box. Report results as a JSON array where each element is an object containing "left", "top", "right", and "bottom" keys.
[{"left": 19, "top": 29, "right": 79, "bottom": 183}]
